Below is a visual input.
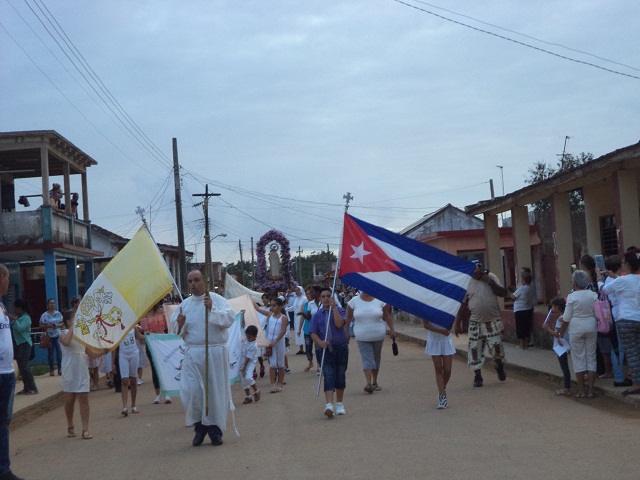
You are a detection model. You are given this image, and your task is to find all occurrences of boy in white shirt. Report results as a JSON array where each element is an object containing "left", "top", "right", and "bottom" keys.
[{"left": 240, "top": 325, "right": 261, "bottom": 404}]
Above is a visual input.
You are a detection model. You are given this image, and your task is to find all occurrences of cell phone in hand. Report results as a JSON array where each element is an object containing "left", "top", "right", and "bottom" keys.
[{"left": 594, "top": 254, "right": 605, "bottom": 272}]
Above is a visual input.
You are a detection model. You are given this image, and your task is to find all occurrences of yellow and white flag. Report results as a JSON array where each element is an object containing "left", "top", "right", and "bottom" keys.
[{"left": 73, "top": 226, "right": 173, "bottom": 351}]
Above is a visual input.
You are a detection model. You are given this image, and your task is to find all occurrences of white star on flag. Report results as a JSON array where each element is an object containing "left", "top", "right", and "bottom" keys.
[{"left": 350, "top": 242, "right": 371, "bottom": 263}]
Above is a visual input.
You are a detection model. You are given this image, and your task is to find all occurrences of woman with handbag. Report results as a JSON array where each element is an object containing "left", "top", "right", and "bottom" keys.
[
  {"left": 39, "top": 298, "right": 63, "bottom": 376},
  {"left": 557, "top": 270, "right": 598, "bottom": 398},
  {"left": 10, "top": 299, "right": 38, "bottom": 395}
]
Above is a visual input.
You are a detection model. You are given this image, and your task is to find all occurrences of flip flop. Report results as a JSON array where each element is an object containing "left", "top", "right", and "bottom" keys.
[
  {"left": 82, "top": 430, "right": 93, "bottom": 440},
  {"left": 67, "top": 426, "right": 76, "bottom": 438}
]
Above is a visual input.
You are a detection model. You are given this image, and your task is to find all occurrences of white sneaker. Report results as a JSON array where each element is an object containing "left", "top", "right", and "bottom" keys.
[
  {"left": 137, "top": 379, "right": 144, "bottom": 385},
  {"left": 153, "top": 395, "right": 161, "bottom": 404},
  {"left": 164, "top": 396, "right": 172, "bottom": 404},
  {"left": 324, "top": 403, "right": 334, "bottom": 418},
  {"left": 335, "top": 402, "right": 346, "bottom": 415},
  {"left": 437, "top": 395, "right": 448, "bottom": 409}
]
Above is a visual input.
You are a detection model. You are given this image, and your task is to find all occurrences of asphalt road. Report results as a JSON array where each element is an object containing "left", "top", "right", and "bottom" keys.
[{"left": 9, "top": 338, "right": 640, "bottom": 480}]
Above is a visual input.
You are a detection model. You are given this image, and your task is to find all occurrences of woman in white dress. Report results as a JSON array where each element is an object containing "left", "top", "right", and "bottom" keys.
[{"left": 60, "top": 307, "right": 105, "bottom": 439}]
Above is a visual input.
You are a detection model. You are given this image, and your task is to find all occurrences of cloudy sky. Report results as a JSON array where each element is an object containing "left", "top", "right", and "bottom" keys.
[{"left": 2, "top": 0, "right": 639, "bottom": 265}]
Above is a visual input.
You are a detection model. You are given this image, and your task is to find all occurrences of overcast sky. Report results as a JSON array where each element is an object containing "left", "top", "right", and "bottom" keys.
[{"left": 2, "top": 0, "right": 639, "bottom": 266}]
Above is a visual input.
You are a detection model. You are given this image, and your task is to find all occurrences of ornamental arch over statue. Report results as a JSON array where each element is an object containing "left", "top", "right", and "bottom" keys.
[{"left": 255, "top": 229, "right": 294, "bottom": 292}]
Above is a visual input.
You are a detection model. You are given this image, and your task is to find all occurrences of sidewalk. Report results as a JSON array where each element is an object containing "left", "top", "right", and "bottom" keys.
[
  {"left": 10, "top": 322, "right": 639, "bottom": 426},
  {"left": 393, "top": 320, "right": 640, "bottom": 407}
]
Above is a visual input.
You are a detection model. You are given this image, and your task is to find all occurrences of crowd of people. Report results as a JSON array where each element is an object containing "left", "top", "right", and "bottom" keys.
[{"left": 1, "top": 249, "right": 639, "bottom": 479}]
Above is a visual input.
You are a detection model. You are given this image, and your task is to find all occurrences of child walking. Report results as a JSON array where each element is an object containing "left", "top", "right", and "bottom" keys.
[
  {"left": 542, "top": 297, "right": 572, "bottom": 396},
  {"left": 424, "top": 319, "right": 456, "bottom": 409},
  {"left": 240, "top": 325, "right": 261, "bottom": 404}
]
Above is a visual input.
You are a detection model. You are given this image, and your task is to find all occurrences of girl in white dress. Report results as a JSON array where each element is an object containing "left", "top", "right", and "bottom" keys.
[
  {"left": 60, "top": 310, "right": 105, "bottom": 439},
  {"left": 424, "top": 320, "right": 456, "bottom": 409}
]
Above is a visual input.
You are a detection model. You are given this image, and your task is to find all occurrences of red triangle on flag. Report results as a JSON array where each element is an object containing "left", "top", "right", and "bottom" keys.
[{"left": 340, "top": 214, "right": 401, "bottom": 276}]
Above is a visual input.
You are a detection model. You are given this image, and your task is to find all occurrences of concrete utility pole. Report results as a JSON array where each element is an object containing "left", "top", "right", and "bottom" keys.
[
  {"left": 297, "top": 246, "right": 303, "bottom": 284},
  {"left": 172, "top": 138, "right": 187, "bottom": 294}
]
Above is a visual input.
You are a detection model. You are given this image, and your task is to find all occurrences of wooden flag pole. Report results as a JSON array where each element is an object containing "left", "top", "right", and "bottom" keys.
[
  {"left": 193, "top": 185, "right": 221, "bottom": 416},
  {"left": 316, "top": 192, "right": 353, "bottom": 396}
]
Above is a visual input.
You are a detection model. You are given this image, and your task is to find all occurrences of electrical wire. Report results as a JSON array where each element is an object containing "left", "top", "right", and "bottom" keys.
[{"left": 392, "top": 0, "right": 640, "bottom": 80}]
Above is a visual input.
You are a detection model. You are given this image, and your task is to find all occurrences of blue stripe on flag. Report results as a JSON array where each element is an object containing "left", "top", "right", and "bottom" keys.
[
  {"left": 341, "top": 273, "right": 456, "bottom": 327},
  {"left": 394, "top": 260, "right": 468, "bottom": 302}
]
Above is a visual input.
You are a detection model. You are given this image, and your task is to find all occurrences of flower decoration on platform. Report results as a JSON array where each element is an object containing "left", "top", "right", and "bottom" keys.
[{"left": 255, "top": 229, "right": 294, "bottom": 292}]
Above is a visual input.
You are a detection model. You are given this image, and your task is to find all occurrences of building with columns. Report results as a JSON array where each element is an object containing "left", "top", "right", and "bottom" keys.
[{"left": 465, "top": 140, "right": 640, "bottom": 302}]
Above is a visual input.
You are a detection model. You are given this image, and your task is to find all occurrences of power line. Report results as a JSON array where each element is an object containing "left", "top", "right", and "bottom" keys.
[{"left": 393, "top": 0, "right": 640, "bottom": 81}]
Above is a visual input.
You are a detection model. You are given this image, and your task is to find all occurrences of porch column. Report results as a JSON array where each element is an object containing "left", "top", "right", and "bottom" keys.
[
  {"left": 40, "top": 144, "right": 49, "bottom": 205},
  {"left": 583, "top": 185, "right": 601, "bottom": 255},
  {"left": 81, "top": 172, "right": 89, "bottom": 221},
  {"left": 43, "top": 249, "right": 58, "bottom": 306},
  {"left": 613, "top": 170, "right": 640, "bottom": 252},
  {"left": 84, "top": 261, "right": 95, "bottom": 289},
  {"left": 511, "top": 205, "right": 531, "bottom": 274},
  {"left": 483, "top": 213, "right": 502, "bottom": 279},
  {"left": 63, "top": 163, "right": 71, "bottom": 215},
  {"left": 551, "top": 192, "right": 573, "bottom": 296},
  {"left": 66, "top": 258, "right": 78, "bottom": 307}
]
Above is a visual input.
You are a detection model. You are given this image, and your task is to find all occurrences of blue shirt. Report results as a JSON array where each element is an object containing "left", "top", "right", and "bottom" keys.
[
  {"left": 40, "top": 310, "right": 63, "bottom": 338},
  {"left": 310, "top": 304, "right": 348, "bottom": 346}
]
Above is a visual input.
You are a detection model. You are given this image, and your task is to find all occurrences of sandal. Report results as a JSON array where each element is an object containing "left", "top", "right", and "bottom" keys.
[
  {"left": 364, "top": 383, "right": 374, "bottom": 394},
  {"left": 555, "top": 388, "right": 571, "bottom": 396},
  {"left": 304, "top": 365, "right": 312, "bottom": 372},
  {"left": 372, "top": 383, "right": 382, "bottom": 391},
  {"left": 81, "top": 430, "right": 93, "bottom": 440},
  {"left": 121, "top": 407, "right": 128, "bottom": 417},
  {"left": 574, "top": 392, "right": 586, "bottom": 398},
  {"left": 67, "top": 426, "right": 76, "bottom": 438}
]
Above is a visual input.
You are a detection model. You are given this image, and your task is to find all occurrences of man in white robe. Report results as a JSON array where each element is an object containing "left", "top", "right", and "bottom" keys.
[{"left": 171, "top": 270, "right": 235, "bottom": 446}]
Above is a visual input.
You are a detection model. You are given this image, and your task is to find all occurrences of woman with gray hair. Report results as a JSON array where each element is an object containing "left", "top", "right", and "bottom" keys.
[{"left": 557, "top": 270, "right": 599, "bottom": 398}]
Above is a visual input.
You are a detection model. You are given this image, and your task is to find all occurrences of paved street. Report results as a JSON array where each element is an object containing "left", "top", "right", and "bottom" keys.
[{"left": 8, "top": 332, "right": 640, "bottom": 480}]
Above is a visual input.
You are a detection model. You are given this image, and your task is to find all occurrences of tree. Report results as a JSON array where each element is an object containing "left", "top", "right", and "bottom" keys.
[{"left": 525, "top": 152, "right": 594, "bottom": 213}]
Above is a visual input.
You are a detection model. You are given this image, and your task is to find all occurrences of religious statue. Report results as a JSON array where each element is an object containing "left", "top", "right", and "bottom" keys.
[{"left": 268, "top": 243, "right": 281, "bottom": 279}]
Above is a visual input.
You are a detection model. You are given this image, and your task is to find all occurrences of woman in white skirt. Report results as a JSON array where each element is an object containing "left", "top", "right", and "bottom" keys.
[{"left": 424, "top": 320, "right": 456, "bottom": 409}]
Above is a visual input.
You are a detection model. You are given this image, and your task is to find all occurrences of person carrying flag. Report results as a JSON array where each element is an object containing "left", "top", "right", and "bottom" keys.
[
  {"left": 310, "top": 287, "right": 349, "bottom": 418},
  {"left": 456, "top": 261, "right": 507, "bottom": 387}
]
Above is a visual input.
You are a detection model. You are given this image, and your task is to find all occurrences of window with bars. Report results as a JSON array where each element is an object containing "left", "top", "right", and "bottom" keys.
[{"left": 600, "top": 215, "right": 618, "bottom": 256}]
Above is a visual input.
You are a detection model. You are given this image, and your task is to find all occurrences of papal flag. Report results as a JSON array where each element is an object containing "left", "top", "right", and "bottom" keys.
[
  {"left": 339, "top": 213, "right": 475, "bottom": 330},
  {"left": 73, "top": 226, "right": 173, "bottom": 351}
]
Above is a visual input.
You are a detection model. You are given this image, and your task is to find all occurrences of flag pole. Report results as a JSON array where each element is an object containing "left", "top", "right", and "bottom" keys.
[
  {"left": 316, "top": 192, "right": 353, "bottom": 396},
  {"left": 136, "top": 206, "right": 184, "bottom": 302}
]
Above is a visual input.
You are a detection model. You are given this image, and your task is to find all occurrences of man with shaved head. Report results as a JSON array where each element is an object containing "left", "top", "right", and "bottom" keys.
[{"left": 170, "top": 269, "right": 235, "bottom": 447}]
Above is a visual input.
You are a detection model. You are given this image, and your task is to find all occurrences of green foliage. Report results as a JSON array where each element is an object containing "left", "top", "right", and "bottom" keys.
[{"left": 525, "top": 152, "right": 594, "bottom": 213}]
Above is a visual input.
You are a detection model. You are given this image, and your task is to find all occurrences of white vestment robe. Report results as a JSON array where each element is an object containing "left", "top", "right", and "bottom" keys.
[{"left": 171, "top": 293, "right": 235, "bottom": 429}]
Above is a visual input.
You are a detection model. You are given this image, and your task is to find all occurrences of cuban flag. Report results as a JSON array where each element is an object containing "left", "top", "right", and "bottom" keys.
[{"left": 339, "top": 214, "right": 475, "bottom": 329}]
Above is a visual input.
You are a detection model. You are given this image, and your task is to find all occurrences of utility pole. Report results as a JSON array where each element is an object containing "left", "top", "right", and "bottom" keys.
[
  {"left": 238, "top": 239, "right": 245, "bottom": 286},
  {"left": 297, "top": 246, "right": 303, "bottom": 284},
  {"left": 560, "top": 135, "right": 571, "bottom": 169},
  {"left": 250, "top": 237, "right": 255, "bottom": 288},
  {"left": 173, "top": 138, "right": 187, "bottom": 295}
]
